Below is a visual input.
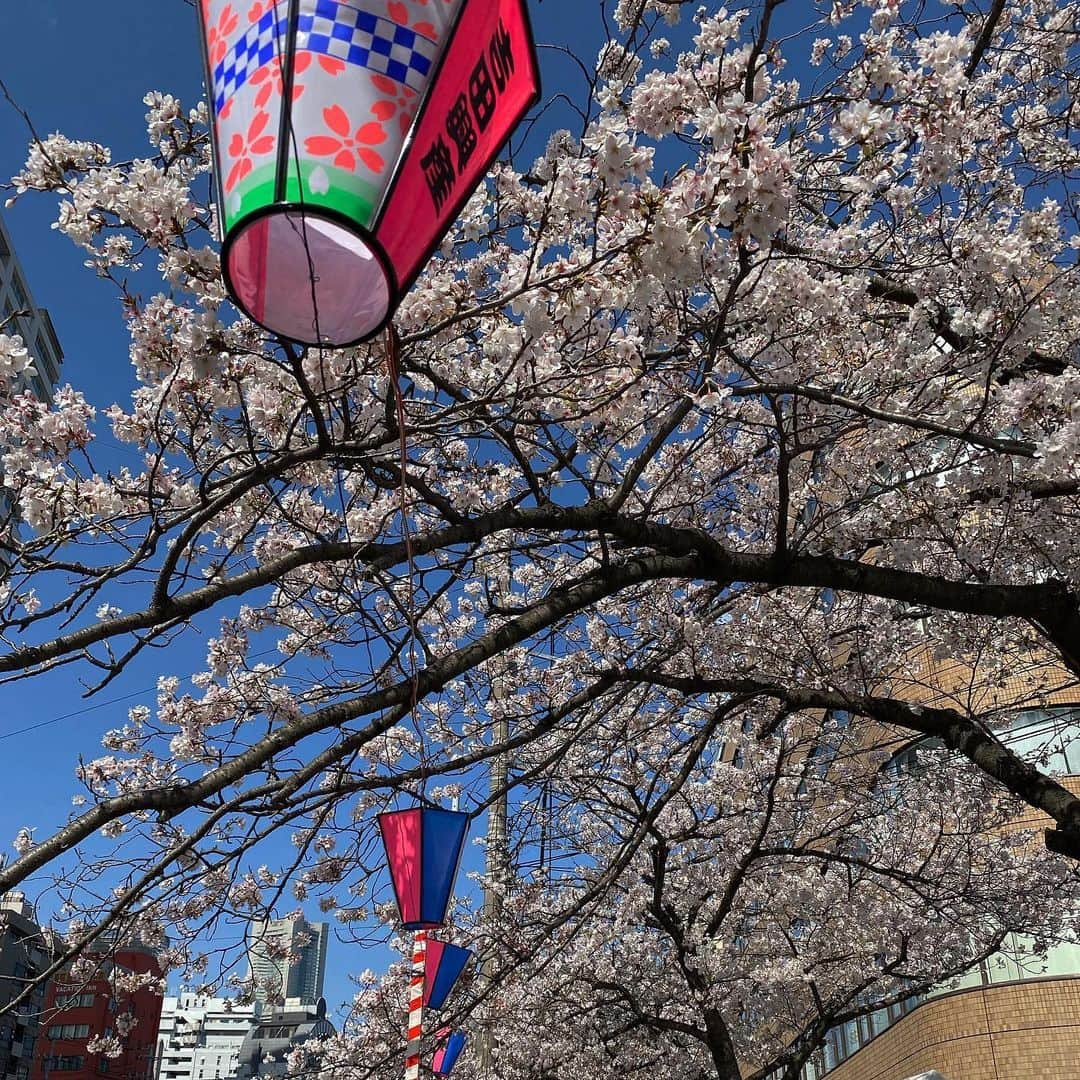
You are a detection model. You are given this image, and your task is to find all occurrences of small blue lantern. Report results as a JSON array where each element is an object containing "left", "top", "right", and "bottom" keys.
[
  {"left": 432, "top": 1030, "right": 468, "bottom": 1076},
  {"left": 424, "top": 940, "right": 473, "bottom": 1010}
]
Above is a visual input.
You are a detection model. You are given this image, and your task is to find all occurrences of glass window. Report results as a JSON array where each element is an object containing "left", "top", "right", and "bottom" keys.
[
  {"left": 821, "top": 1032, "right": 838, "bottom": 1071},
  {"left": 9, "top": 274, "right": 27, "bottom": 309},
  {"left": 29, "top": 374, "right": 49, "bottom": 403},
  {"left": 997, "top": 707, "right": 1080, "bottom": 774},
  {"left": 45, "top": 1057, "right": 85, "bottom": 1072},
  {"left": 34, "top": 332, "right": 58, "bottom": 383},
  {"left": 47, "top": 1024, "right": 90, "bottom": 1039}
]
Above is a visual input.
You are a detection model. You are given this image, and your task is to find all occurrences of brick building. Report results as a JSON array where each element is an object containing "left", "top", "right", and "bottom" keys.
[
  {"left": 788, "top": 653, "right": 1080, "bottom": 1080},
  {"left": 31, "top": 938, "right": 164, "bottom": 1080}
]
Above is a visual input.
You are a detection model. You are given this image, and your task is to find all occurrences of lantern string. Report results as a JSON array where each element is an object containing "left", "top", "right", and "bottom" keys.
[
  {"left": 267, "top": 2, "right": 426, "bottom": 793},
  {"left": 386, "top": 327, "right": 427, "bottom": 793}
]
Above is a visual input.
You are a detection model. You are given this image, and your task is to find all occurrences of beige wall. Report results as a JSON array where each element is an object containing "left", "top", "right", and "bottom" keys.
[{"left": 824, "top": 977, "right": 1080, "bottom": 1080}]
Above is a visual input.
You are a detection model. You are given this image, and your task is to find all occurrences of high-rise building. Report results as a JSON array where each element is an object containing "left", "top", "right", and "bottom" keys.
[
  {"left": 153, "top": 994, "right": 257, "bottom": 1080},
  {"left": 0, "top": 893, "right": 52, "bottom": 1080},
  {"left": 30, "top": 934, "right": 165, "bottom": 1080},
  {"left": 246, "top": 918, "right": 328, "bottom": 1008},
  {"left": 0, "top": 213, "right": 64, "bottom": 404},
  {"left": 0, "top": 211, "right": 65, "bottom": 531}
]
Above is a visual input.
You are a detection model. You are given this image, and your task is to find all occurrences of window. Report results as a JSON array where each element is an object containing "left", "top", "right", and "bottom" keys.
[
  {"left": 44, "top": 1057, "right": 84, "bottom": 1071},
  {"left": 887, "top": 706, "right": 1080, "bottom": 778},
  {"left": 58, "top": 993, "right": 96, "bottom": 1009},
  {"left": 998, "top": 707, "right": 1080, "bottom": 774},
  {"left": 47, "top": 1024, "right": 90, "bottom": 1039},
  {"left": 34, "top": 332, "right": 58, "bottom": 383},
  {"left": 9, "top": 274, "right": 27, "bottom": 310}
]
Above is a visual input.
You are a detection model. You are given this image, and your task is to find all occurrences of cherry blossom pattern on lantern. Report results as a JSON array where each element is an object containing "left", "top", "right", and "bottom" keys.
[
  {"left": 250, "top": 53, "right": 347, "bottom": 109},
  {"left": 305, "top": 105, "right": 388, "bottom": 173},
  {"left": 370, "top": 74, "right": 419, "bottom": 137},
  {"left": 226, "top": 110, "right": 276, "bottom": 191},
  {"left": 206, "top": 3, "right": 239, "bottom": 67},
  {"left": 387, "top": 0, "right": 438, "bottom": 43}
]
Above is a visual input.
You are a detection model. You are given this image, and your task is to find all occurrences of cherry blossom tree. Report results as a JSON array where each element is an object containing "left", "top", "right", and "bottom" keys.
[
  {"left": 307, "top": 706, "right": 1080, "bottom": 1080},
  {"left": 0, "top": 0, "right": 1079, "bottom": 1072}
]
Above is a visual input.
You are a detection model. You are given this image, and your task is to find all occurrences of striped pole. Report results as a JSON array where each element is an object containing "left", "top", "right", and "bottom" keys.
[{"left": 405, "top": 930, "right": 428, "bottom": 1080}]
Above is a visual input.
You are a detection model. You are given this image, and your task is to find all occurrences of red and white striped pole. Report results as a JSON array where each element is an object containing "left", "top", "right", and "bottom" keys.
[{"left": 405, "top": 930, "right": 428, "bottom": 1080}]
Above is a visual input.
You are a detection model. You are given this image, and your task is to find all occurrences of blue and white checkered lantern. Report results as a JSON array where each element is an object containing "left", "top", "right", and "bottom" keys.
[{"left": 197, "top": 0, "right": 539, "bottom": 346}]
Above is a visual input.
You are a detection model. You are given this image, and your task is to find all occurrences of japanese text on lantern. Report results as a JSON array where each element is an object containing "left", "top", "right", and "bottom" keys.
[
  {"left": 421, "top": 20, "right": 515, "bottom": 213},
  {"left": 378, "top": 0, "right": 539, "bottom": 291}
]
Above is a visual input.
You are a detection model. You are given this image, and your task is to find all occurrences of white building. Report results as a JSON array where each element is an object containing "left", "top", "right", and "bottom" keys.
[{"left": 154, "top": 994, "right": 257, "bottom": 1080}]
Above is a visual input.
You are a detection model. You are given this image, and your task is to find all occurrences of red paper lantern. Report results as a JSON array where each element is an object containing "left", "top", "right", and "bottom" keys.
[
  {"left": 197, "top": 0, "right": 540, "bottom": 346},
  {"left": 378, "top": 806, "right": 469, "bottom": 929}
]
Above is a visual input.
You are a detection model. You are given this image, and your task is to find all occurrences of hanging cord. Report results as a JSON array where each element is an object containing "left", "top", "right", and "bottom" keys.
[{"left": 385, "top": 327, "right": 427, "bottom": 793}]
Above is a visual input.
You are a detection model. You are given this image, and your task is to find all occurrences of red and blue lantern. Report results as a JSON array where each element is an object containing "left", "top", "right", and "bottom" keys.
[
  {"left": 196, "top": 0, "right": 540, "bottom": 347},
  {"left": 423, "top": 939, "right": 473, "bottom": 1009},
  {"left": 378, "top": 806, "right": 469, "bottom": 929},
  {"left": 432, "top": 1030, "right": 468, "bottom": 1076}
]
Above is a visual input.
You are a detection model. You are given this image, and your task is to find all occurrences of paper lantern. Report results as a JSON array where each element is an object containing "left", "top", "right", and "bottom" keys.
[
  {"left": 197, "top": 0, "right": 540, "bottom": 346},
  {"left": 424, "top": 939, "right": 473, "bottom": 1009},
  {"left": 432, "top": 1030, "right": 467, "bottom": 1076},
  {"left": 378, "top": 806, "right": 469, "bottom": 929}
]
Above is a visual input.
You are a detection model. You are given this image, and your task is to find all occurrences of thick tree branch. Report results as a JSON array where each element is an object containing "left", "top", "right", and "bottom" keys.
[{"left": 615, "top": 668, "right": 1080, "bottom": 854}]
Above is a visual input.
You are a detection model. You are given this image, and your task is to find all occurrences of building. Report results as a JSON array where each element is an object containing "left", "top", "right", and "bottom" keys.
[
  {"left": 153, "top": 994, "right": 256, "bottom": 1080},
  {"left": 0, "top": 894, "right": 51, "bottom": 1080},
  {"left": 246, "top": 918, "right": 328, "bottom": 1007},
  {"left": 0, "top": 211, "right": 64, "bottom": 530},
  {"left": 231, "top": 1000, "right": 335, "bottom": 1080},
  {"left": 30, "top": 935, "right": 165, "bottom": 1080},
  {"left": 788, "top": 654, "right": 1080, "bottom": 1080}
]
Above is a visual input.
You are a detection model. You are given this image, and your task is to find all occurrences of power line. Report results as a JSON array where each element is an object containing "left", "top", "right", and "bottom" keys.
[
  {"left": 0, "top": 648, "right": 283, "bottom": 741},
  {"left": 0, "top": 685, "right": 152, "bottom": 741}
]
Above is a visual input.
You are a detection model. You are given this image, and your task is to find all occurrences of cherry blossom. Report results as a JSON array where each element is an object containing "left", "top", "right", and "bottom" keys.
[{"left": 0, "top": 4, "right": 1078, "bottom": 1076}]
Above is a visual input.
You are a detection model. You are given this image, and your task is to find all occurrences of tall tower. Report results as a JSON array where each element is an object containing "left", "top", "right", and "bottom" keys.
[{"left": 246, "top": 917, "right": 328, "bottom": 1007}]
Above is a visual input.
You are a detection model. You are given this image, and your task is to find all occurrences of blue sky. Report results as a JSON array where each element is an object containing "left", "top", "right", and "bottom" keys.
[
  {"left": 0, "top": 0, "right": 607, "bottom": 1020},
  {"left": 0, "top": 1, "right": 207, "bottom": 893}
]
